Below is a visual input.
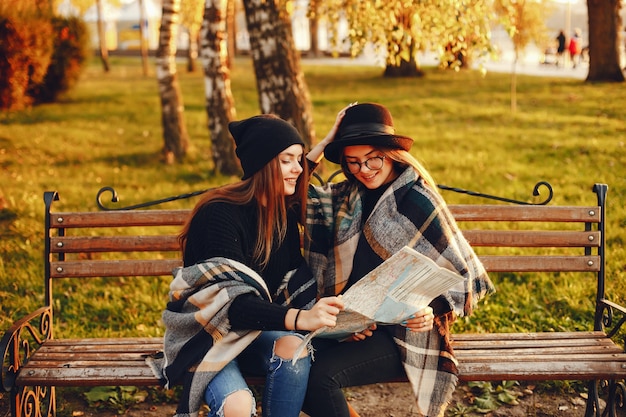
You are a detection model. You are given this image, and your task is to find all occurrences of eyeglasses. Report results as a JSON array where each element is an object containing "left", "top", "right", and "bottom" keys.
[{"left": 345, "top": 155, "right": 386, "bottom": 174}]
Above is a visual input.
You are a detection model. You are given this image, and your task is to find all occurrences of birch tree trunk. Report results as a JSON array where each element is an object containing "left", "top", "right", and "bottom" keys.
[
  {"left": 156, "top": 0, "right": 190, "bottom": 163},
  {"left": 95, "top": 0, "right": 110, "bottom": 72},
  {"left": 586, "top": 0, "right": 624, "bottom": 82},
  {"left": 242, "top": 0, "right": 315, "bottom": 147},
  {"left": 201, "top": 0, "right": 240, "bottom": 176},
  {"left": 226, "top": 0, "right": 236, "bottom": 68}
]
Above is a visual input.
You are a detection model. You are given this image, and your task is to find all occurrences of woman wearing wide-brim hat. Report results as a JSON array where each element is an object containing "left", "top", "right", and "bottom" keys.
[{"left": 303, "top": 103, "right": 495, "bottom": 417}]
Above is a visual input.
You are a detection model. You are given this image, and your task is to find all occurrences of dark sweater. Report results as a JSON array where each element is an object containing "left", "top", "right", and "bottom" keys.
[
  {"left": 183, "top": 200, "right": 304, "bottom": 330},
  {"left": 344, "top": 183, "right": 390, "bottom": 292}
]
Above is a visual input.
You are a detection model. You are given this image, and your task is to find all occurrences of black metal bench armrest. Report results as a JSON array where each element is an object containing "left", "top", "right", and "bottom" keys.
[
  {"left": 601, "top": 299, "right": 626, "bottom": 340},
  {"left": 0, "top": 306, "right": 53, "bottom": 392}
]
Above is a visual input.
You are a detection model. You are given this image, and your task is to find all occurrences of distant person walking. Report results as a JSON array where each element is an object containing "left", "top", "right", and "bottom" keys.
[
  {"left": 568, "top": 28, "right": 582, "bottom": 68},
  {"left": 556, "top": 30, "right": 566, "bottom": 67}
]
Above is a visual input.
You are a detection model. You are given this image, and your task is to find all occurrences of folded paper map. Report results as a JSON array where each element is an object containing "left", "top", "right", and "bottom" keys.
[{"left": 294, "top": 246, "right": 465, "bottom": 357}]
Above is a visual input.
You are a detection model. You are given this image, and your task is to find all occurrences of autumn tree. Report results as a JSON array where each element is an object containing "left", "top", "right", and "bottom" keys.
[
  {"left": 156, "top": 0, "right": 190, "bottom": 163},
  {"left": 242, "top": 0, "right": 315, "bottom": 146},
  {"left": 200, "top": 0, "right": 240, "bottom": 176},
  {"left": 494, "top": 0, "right": 553, "bottom": 112},
  {"left": 319, "top": 0, "right": 495, "bottom": 77},
  {"left": 586, "top": 0, "right": 624, "bottom": 82}
]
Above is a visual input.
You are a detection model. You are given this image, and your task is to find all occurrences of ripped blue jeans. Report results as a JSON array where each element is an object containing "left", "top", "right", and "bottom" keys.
[{"left": 204, "top": 331, "right": 310, "bottom": 417}]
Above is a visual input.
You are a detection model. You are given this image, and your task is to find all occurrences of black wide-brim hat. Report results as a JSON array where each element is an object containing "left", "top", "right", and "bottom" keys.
[{"left": 324, "top": 103, "right": 414, "bottom": 164}]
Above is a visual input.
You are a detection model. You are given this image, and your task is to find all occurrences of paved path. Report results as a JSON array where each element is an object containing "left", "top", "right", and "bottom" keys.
[{"left": 302, "top": 52, "right": 589, "bottom": 80}]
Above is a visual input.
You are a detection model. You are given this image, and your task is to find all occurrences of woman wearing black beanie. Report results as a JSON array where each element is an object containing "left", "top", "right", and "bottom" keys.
[{"left": 156, "top": 114, "right": 344, "bottom": 417}]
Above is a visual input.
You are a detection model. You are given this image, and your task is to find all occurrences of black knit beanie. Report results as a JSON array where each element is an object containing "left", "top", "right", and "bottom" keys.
[{"left": 229, "top": 114, "right": 305, "bottom": 180}]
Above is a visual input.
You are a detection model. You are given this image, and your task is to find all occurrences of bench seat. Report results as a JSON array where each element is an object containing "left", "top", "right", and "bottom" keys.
[{"left": 16, "top": 331, "right": 626, "bottom": 388}]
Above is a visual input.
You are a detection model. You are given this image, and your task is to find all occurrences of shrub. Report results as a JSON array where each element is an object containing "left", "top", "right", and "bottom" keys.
[
  {"left": 31, "top": 16, "right": 90, "bottom": 103},
  {"left": 0, "top": 15, "right": 53, "bottom": 110}
]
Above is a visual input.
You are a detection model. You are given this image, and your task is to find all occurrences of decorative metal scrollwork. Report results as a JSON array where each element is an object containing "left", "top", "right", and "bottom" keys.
[
  {"left": 1, "top": 307, "right": 53, "bottom": 417},
  {"left": 437, "top": 181, "right": 553, "bottom": 205},
  {"left": 96, "top": 186, "right": 212, "bottom": 211},
  {"left": 96, "top": 177, "right": 554, "bottom": 211},
  {"left": 17, "top": 385, "right": 54, "bottom": 417},
  {"left": 599, "top": 299, "right": 626, "bottom": 339},
  {"left": 1, "top": 307, "right": 52, "bottom": 392},
  {"left": 616, "top": 381, "right": 626, "bottom": 415}
]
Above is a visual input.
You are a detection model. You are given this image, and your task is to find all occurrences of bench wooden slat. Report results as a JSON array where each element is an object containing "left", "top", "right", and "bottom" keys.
[
  {"left": 50, "top": 260, "right": 181, "bottom": 278},
  {"left": 50, "top": 231, "right": 600, "bottom": 255},
  {"left": 463, "top": 230, "right": 600, "bottom": 247},
  {"left": 50, "top": 235, "right": 180, "bottom": 253},
  {"left": 478, "top": 255, "right": 600, "bottom": 272},
  {"left": 457, "top": 360, "right": 626, "bottom": 381},
  {"left": 452, "top": 331, "right": 607, "bottom": 341},
  {"left": 49, "top": 256, "right": 601, "bottom": 279},
  {"left": 49, "top": 210, "right": 190, "bottom": 228},
  {"left": 447, "top": 205, "right": 600, "bottom": 222},
  {"left": 17, "top": 367, "right": 160, "bottom": 387},
  {"left": 452, "top": 331, "right": 612, "bottom": 344},
  {"left": 47, "top": 206, "right": 602, "bottom": 229}
]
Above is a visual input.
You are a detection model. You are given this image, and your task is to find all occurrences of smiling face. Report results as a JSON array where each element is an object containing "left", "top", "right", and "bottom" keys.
[
  {"left": 279, "top": 144, "right": 304, "bottom": 195},
  {"left": 343, "top": 145, "right": 398, "bottom": 189}
]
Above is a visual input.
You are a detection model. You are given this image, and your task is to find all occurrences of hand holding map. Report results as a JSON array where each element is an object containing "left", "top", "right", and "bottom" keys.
[{"left": 302, "top": 246, "right": 465, "bottom": 342}]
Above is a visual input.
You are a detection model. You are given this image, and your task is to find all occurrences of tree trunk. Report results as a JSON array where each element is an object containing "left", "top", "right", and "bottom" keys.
[
  {"left": 308, "top": 0, "right": 320, "bottom": 57},
  {"left": 138, "top": 0, "right": 150, "bottom": 76},
  {"left": 384, "top": 38, "right": 423, "bottom": 77},
  {"left": 586, "top": 0, "right": 624, "bottom": 82},
  {"left": 95, "top": 0, "right": 110, "bottom": 72},
  {"left": 201, "top": 0, "right": 240, "bottom": 176},
  {"left": 242, "top": 0, "right": 315, "bottom": 147},
  {"left": 384, "top": 58, "right": 424, "bottom": 77},
  {"left": 187, "top": 27, "right": 198, "bottom": 72},
  {"left": 226, "top": 0, "right": 236, "bottom": 68},
  {"left": 156, "top": 0, "right": 190, "bottom": 163}
]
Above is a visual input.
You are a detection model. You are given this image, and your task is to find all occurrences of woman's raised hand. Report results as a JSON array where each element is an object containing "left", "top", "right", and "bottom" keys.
[
  {"left": 324, "top": 102, "right": 357, "bottom": 144},
  {"left": 306, "top": 102, "right": 357, "bottom": 164}
]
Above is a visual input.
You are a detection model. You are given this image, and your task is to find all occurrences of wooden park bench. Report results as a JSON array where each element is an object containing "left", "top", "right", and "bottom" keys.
[{"left": 1, "top": 180, "right": 625, "bottom": 417}]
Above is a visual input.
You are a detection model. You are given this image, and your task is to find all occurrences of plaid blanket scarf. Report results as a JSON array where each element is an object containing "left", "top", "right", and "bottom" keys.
[
  {"left": 147, "top": 257, "right": 317, "bottom": 417},
  {"left": 305, "top": 167, "right": 495, "bottom": 417}
]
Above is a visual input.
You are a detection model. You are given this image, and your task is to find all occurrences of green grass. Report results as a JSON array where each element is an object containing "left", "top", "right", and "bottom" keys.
[{"left": 1, "top": 56, "right": 625, "bottom": 341}]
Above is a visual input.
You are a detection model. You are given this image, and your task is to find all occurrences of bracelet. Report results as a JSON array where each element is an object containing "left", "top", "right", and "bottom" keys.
[{"left": 294, "top": 309, "right": 302, "bottom": 331}]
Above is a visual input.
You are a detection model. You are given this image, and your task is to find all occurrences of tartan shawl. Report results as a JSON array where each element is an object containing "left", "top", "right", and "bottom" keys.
[
  {"left": 305, "top": 167, "right": 495, "bottom": 417},
  {"left": 147, "top": 257, "right": 317, "bottom": 417}
]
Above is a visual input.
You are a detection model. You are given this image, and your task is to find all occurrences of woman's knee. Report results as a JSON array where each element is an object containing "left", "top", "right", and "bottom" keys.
[
  {"left": 274, "top": 334, "right": 308, "bottom": 359},
  {"left": 222, "top": 389, "right": 255, "bottom": 417}
]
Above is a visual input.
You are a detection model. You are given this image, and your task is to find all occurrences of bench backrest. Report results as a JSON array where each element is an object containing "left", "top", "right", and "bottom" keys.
[{"left": 43, "top": 184, "right": 608, "bottom": 332}]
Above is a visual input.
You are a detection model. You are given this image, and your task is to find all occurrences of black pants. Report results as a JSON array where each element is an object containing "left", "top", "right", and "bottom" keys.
[{"left": 302, "top": 326, "right": 406, "bottom": 417}]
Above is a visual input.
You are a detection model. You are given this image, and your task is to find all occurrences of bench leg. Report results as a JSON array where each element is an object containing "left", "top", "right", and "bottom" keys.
[
  {"left": 584, "top": 379, "right": 625, "bottom": 417},
  {"left": 10, "top": 385, "right": 55, "bottom": 417}
]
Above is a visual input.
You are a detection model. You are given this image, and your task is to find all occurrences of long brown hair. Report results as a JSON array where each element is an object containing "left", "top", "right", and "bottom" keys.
[{"left": 179, "top": 150, "right": 309, "bottom": 268}]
